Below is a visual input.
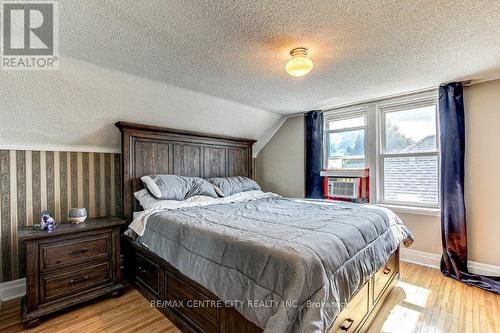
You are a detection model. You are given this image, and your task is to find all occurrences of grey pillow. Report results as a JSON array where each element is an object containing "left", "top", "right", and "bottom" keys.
[
  {"left": 207, "top": 176, "right": 261, "bottom": 197},
  {"left": 141, "top": 175, "right": 218, "bottom": 200}
]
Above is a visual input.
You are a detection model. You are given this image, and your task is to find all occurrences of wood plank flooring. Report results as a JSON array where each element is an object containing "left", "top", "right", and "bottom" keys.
[
  {"left": 1, "top": 262, "right": 499, "bottom": 332},
  {"left": 1, "top": 287, "right": 181, "bottom": 333},
  {"left": 368, "top": 262, "right": 499, "bottom": 333}
]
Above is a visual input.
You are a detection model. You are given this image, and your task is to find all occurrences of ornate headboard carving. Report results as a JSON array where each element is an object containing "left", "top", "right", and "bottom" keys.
[{"left": 115, "top": 122, "right": 256, "bottom": 221}]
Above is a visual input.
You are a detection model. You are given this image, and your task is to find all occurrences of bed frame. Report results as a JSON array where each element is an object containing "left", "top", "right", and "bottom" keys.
[{"left": 116, "top": 121, "right": 399, "bottom": 333}]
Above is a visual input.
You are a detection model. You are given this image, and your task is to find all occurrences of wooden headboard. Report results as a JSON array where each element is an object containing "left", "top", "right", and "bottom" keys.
[{"left": 115, "top": 122, "right": 256, "bottom": 221}]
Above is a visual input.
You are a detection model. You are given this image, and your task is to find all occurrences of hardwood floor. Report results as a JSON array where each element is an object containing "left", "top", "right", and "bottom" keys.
[
  {"left": 1, "top": 287, "right": 181, "bottom": 333},
  {"left": 1, "top": 262, "right": 499, "bottom": 332},
  {"left": 368, "top": 262, "right": 500, "bottom": 333}
]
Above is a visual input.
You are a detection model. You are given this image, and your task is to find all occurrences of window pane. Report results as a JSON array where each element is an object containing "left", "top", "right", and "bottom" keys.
[
  {"left": 385, "top": 106, "right": 436, "bottom": 153},
  {"left": 327, "top": 129, "right": 365, "bottom": 169},
  {"left": 328, "top": 116, "right": 365, "bottom": 130},
  {"left": 383, "top": 155, "right": 438, "bottom": 204}
]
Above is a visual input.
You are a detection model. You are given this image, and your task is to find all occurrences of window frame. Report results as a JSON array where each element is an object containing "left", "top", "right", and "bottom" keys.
[
  {"left": 377, "top": 96, "right": 440, "bottom": 209},
  {"left": 323, "top": 107, "right": 368, "bottom": 171},
  {"left": 322, "top": 90, "right": 440, "bottom": 212}
]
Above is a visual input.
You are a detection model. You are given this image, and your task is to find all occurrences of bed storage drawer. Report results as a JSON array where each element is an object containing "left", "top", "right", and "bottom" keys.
[
  {"left": 166, "top": 273, "right": 218, "bottom": 333},
  {"left": 330, "top": 282, "right": 369, "bottom": 333},
  {"left": 373, "top": 251, "right": 397, "bottom": 304},
  {"left": 135, "top": 253, "right": 161, "bottom": 298}
]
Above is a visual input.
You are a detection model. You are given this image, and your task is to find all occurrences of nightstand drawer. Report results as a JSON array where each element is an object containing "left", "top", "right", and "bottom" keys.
[
  {"left": 40, "top": 233, "right": 111, "bottom": 271},
  {"left": 19, "top": 218, "right": 125, "bottom": 327},
  {"left": 40, "top": 261, "right": 111, "bottom": 303}
]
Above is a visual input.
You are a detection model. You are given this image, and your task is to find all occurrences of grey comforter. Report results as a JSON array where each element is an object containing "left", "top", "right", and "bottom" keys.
[{"left": 136, "top": 196, "right": 413, "bottom": 333}]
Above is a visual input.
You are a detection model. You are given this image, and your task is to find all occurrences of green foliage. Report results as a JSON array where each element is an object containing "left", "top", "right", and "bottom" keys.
[
  {"left": 328, "top": 121, "right": 414, "bottom": 158},
  {"left": 386, "top": 121, "right": 414, "bottom": 152},
  {"left": 346, "top": 133, "right": 364, "bottom": 155}
]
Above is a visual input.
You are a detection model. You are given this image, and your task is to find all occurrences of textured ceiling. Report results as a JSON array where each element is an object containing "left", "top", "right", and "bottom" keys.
[
  {"left": 1, "top": 58, "right": 282, "bottom": 155},
  {"left": 59, "top": 0, "right": 500, "bottom": 113}
]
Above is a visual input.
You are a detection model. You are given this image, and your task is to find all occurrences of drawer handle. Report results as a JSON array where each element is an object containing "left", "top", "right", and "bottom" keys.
[
  {"left": 340, "top": 318, "right": 354, "bottom": 331},
  {"left": 69, "top": 275, "right": 89, "bottom": 284},
  {"left": 383, "top": 267, "right": 392, "bottom": 275},
  {"left": 69, "top": 248, "right": 89, "bottom": 256},
  {"left": 137, "top": 266, "right": 147, "bottom": 274}
]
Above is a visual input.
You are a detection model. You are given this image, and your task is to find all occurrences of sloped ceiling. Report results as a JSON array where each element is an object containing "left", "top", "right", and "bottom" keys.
[
  {"left": 1, "top": 0, "right": 500, "bottom": 153},
  {"left": 1, "top": 58, "right": 282, "bottom": 155}
]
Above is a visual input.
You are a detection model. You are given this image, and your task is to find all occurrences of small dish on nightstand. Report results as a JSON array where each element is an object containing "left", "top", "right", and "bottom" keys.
[{"left": 68, "top": 208, "right": 87, "bottom": 224}]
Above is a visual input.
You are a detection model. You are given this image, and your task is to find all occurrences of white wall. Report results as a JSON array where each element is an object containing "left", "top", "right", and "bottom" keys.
[
  {"left": 397, "top": 213, "right": 441, "bottom": 254},
  {"left": 464, "top": 79, "right": 500, "bottom": 267},
  {"left": 257, "top": 79, "right": 500, "bottom": 267},
  {"left": 256, "top": 116, "right": 304, "bottom": 197}
]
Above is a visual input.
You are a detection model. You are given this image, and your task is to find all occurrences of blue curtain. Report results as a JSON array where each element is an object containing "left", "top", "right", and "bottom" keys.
[
  {"left": 305, "top": 111, "right": 323, "bottom": 199},
  {"left": 439, "top": 82, "right": 500, "bottom": 294}
]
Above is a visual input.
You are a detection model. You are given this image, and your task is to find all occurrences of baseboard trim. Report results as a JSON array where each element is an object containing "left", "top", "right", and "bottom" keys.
[
  {"left": 400, "top": 248, "right": 500, "bottom": 277},
  {"left": 468, "top": 261, "right": 500, "bottom": 277},
  {"left": 0, "top": 278, "right": 26, "bottom": 301},
  {"left": 400, "top": 248, "right": 441, "bottom": 269}
]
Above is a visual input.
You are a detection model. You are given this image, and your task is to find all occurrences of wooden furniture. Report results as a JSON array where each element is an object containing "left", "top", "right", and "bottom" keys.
[
  {"left": 116, "top": 121, "right": 399, "bottom": 333},
  {"left": 329, "top": 249, "right": 399, "bottom": 333},
  {"left": 18, "top": 217, "right": 126, "bottom": 328},
  {"left": 116, "top": 121, "right": 255, "bottom": 221}
]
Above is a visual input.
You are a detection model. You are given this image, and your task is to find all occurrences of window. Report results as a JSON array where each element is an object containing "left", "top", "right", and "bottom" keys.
[
  {"left": 379, "top": 102, "right": 439, "bottom": 207},
  {"left": 322, "top": 91, "right": 440, "bottom": 211},
  {"left": 324, "top": 113, "right": 366, "bottom": 170}
]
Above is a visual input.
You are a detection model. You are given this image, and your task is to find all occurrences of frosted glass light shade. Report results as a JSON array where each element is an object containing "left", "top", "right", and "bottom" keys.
[{"left": 286, "top": 48, "right": 313, "bottom": 77}]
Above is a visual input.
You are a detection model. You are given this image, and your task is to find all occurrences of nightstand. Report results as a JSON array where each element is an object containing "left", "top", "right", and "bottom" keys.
[{"left": 18, "top": 217, "right": 126, "bottom": 328}]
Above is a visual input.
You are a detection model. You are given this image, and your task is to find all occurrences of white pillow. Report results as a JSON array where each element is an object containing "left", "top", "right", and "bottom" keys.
[
  {"left": 134, "top": 189, "right": 216, "bottom": 210},
  {"left": 134, "top": 189, "right": 174, "bottom": 209}
]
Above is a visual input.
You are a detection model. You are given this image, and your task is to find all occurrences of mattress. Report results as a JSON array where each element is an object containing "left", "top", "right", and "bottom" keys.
[{"left": 133, "top": 195, "right": 413, "bottom": 333}]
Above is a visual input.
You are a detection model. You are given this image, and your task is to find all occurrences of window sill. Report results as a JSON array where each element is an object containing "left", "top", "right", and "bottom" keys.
[{"left": 377, "top": 204, "right": 440, "bottom": 216}]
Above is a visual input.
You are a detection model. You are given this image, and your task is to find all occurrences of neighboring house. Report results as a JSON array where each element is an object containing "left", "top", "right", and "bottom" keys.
[{"left": 384, "top": 135, "right": 438, "bottom": 204}]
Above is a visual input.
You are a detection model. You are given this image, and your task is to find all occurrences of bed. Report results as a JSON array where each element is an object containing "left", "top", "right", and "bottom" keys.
[{"left": 116, "top": 122, "right": 413, "bottom": 333}]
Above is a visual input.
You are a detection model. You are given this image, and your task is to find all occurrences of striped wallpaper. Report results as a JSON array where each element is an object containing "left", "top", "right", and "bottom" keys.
[{"left": 0, "top": 150, "right": 121, "bottom": 283}]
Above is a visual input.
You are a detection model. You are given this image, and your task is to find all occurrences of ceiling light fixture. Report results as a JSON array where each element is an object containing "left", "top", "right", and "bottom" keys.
[{"left": 285, "top": 47, "right": 313, "bottom": 77}]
